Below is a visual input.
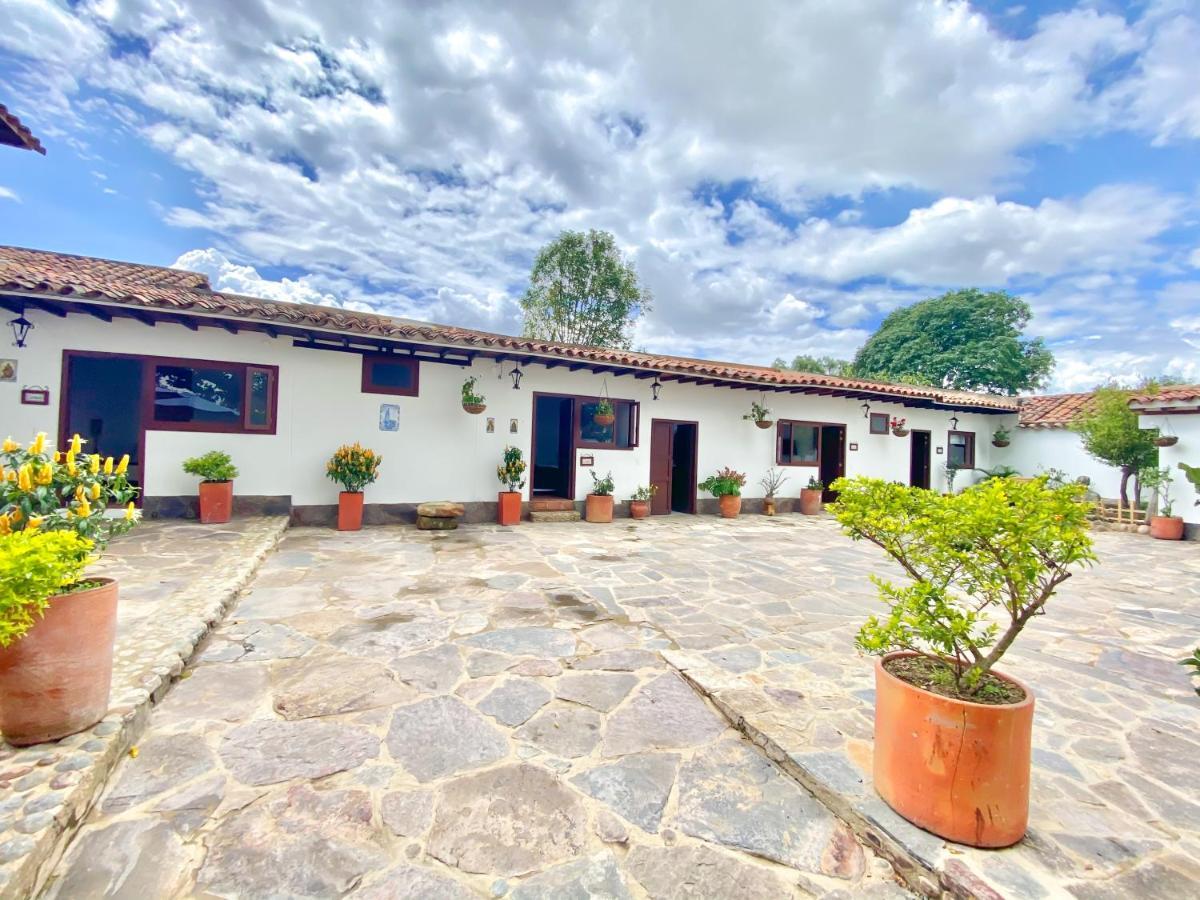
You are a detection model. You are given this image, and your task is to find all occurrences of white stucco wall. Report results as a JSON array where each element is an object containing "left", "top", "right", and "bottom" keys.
[
  {"left": 993, "top": 426, "right": 1125, "bottom": 498},
  {"left": 1137, "top": 412, "right": 1200, "bottom": 526},
  {"left": 0, "top": 307, "right": 1022, "bottom": 508}
]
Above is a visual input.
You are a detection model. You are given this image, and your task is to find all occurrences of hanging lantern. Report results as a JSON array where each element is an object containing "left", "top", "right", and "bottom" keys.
[
  {"left": 861, "top": 402, "right": 871, "bottom": 418},
  {"left": 651, "top": 377, "right": 662, "bottom": 401},
  {"left": 949, "top": 414, "right": 960, "bottom": 430},
  {"left": 509, "top": 364, "right": 523, "bottom": 390},
  {"left": 8, "top": 309, "right": 32, "bottom": 348}
]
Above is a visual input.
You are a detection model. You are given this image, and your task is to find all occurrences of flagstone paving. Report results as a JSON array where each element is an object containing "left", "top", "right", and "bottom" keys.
[{"left": 38, "top": 514, "right": 1200, "bottom": 898}]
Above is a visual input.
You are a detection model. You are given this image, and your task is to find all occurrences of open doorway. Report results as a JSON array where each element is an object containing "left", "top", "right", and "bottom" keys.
[
  {"left": 910, "top": 430, "right": 932, "bottom": 489},
  {"left": 818, "top": 424, "right": 846, "bottom": 501},
  {"left": 60, "top": 353, "right": 145, "bottom": 490},
  {"left": 531, "top": 394, "right": 574, "bottom": 498},
  {"left": 649, "top": 419, "right": 698, "bottom": 515}
]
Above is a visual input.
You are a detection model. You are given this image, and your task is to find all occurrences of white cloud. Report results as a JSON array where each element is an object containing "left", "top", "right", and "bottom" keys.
[{"left": 0, "top": 187, "right": 20, "bottom": 203}]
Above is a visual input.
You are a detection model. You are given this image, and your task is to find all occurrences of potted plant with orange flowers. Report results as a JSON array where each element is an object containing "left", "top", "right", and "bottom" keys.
[
  {"left": 0, "top": 432, "right": 140, "bottom": 745},
  {"left": 496, "top": 446, "right": 526, "bottom": 526},
  {"left": 699, "top": 468, "right": 746, "bottom": 517},
  {"left": 326, "top": 443, "right": 382, "bottom": 531},
  {"left": 829, "top": 475, "right": 1094, "bottom": 848},
  {"left": 182, "top": 450, "right": 239, "bottom": 524}
]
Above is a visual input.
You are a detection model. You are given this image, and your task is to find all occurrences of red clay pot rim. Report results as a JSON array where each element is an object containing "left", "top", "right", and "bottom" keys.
[
  {"left": 1151, "top": 515, "right": 1183, "bottom": 522},
  {"left": 200, "top": 479, "right": 233, "bottom": 484},
  {"left": 876, "top": 650, "right": 1035, "bottom": 711},
  {"left": 498, "top": 491, "right": 522, "bottom": 496}
]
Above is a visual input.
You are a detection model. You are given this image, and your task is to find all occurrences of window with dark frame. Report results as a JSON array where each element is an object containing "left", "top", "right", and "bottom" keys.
[
  {"left": 869, "top": 412, "right": 890, "bottom": 435},
  {"left": 576, "top": 397, "right": 639, "bottom": 450},
  {"left": 947, "top": 430, "right": 975, "bottom": 468},
  {"left": 138, "top": 356, "right": 277, "bottom": 433},
  {"left": 361, "top": 354, "right": 419, "bottom": 397},
  {"left": 777, "top": 420, "right": 821, "bottom": 466}
]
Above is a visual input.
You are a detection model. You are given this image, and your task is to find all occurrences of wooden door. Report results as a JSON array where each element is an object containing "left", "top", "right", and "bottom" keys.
[
  {"left": 910, "top": 430, "right": 931, "bottom": 489},
  {"left": 649, "top": 420, "right": 673, "bottom": 515}
]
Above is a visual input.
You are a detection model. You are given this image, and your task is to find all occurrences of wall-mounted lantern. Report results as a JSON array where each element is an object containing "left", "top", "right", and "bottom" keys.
[
  {"left": 651, "top": 376, "right": 662, "bottom": 401},
  {"left": 8, "top": 308, "right": 32, "bottom": 348},
  {"left": 509, "top": 364, "right": 523, "bottom": 390},
  {"left": 860, "top": 402, "right": 871, "bottom": 418},
  {"left": 949, "top": 414, "right": 960, "bottom": 430}
]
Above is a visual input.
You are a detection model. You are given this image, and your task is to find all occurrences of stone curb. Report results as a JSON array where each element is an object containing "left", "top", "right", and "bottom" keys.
[{"left": 2, "top": 517, "right": 289, "bottom": 900}]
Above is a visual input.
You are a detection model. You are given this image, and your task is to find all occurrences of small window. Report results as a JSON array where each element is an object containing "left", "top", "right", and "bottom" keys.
[
  {"left": 948, "top": 431, "right": 975, "bottom": 468},
  {"left": 246, "top": 367, "right": 275, "bottom": 431},
  {"left": 869, "top": 412, "right": 890, "bottom": 435},
  {"left": 147, "top": 357, "right": 278, "bottom": 433},
  {"left": 362, "top": 355, "right": 419, "bottom": 396},
  {"left": 778, "top": 420, "right": 820, "bottom": 466},
  {"left": 577, "top": 398, "right": 639, "bottom": 449}
]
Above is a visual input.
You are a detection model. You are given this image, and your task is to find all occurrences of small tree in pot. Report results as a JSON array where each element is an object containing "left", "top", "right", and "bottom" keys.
[
  {"left": 759, "top": 467, "right": 788, "bottom": 515},
  {"left": 586, "top": 471, "right": 616, "bottom": 523},
  {"left": 496, "top": 446, "right": 526, "bottom": 526},
  {"left": 829, "top": 475, "right": 1094, "bottom": 847},
  {"left": 699, "top": 468, "right": 746, "bottom": 518},
  {"left": 326, "top": 443, "right": 382, "bottom": 531},
  {"left": 799, "top": 475, "right": 824, "bottom": 515},
  {"left": 629, "top": 484, "right": 656, "bottom": 519},
  {"left": 1142, "top": 466, "right": 1183, "bottom": 540},
  {"left": 182, "top": 451, "right": 239, "bottom": 524}
]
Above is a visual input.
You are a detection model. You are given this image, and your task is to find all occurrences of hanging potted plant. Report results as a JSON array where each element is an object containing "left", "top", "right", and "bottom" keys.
[
  {"left": 182, "top": 450, "right": 239, "bottom": 524},
  {"left": 461, "top": 376, "right": 487, "bottom": 415},
  {"left": 629, "top": 484, "right": 656, "bottom": 519},
  {"left": 1143, "top": 467, "right": 1184, "bottom": 540},
  {"left": 1154, "top": 425, "right": 1178, "bottom": 448},
  {"left": 743, "top": 399, "right": 773, "bottom": 429},
  {"left": 594, "top": 398, "right": 616, "bottom": 428},
  {"left": 326, "top": 443, "right": 382, "bottom": 531},
  {"left": 992, "top": 426, "right": 1011, "bottom": 448},
  {"left": 759, "top": 467, "right": 788, "bottom": 516},
  {"left": 829, "top": 475, "right": 1095, "bottom": 847},
  {"left": 0, "top": 432, "right": 140, "bottom": 745},
  {"left": 586, "top": 471, "right": 616, "bottom": 523},
  {"left": 496, "top": 446, "right": 526, "bottom": 526},
  {"left": 799, "top": 476, "right": 824, "bottom": 515},
  {"left": 890, "top": 417, "right": 909, "bottom": 437},
  {"left": 699, "top": 468, "right": 746, "bottom": 518}
]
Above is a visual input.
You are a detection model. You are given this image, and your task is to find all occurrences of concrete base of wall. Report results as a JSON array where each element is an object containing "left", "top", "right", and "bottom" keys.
[{"left": 144, "top": 495, "right": 293, "bottom": 519}]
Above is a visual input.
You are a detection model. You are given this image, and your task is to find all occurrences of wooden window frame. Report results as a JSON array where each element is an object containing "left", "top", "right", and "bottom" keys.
[
  {"left": 146, "top": 356, "right": 279, "bottom": 434},
  {"left": 361, "top": 354, "right": 420, "bottom": 397},
  {"left": 776, "top": 419, "right": 823, "bottom": 467},
  {"left": 869, "top": 412, "right": 890, "bottom": 435},
  {"left": 947, "top": 430, "right": 976, "bottom": 469},
  {"left": 574, "top": 396, "right": 640, "bottom": 451}
]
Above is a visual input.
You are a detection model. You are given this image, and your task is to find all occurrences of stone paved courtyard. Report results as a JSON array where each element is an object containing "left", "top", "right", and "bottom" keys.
[{"left": 36, "top": 515, "right": 1200, "bottom": 898}]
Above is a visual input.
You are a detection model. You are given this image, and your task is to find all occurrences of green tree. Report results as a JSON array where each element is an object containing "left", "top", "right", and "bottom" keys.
[
  {"left": 852, "top": 289, "right": 1053, "bottom": 395},
  {"left": 772, "top": 354, "right": 855, "bottom": 377},
  {"left": 1071, "top": 386, "right": 1158, "bottom": 506},
  {"left": 520, "top": 230, "right": 651, "bottom": 349}
]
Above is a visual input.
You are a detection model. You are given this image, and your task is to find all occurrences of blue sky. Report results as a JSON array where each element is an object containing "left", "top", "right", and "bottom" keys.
[{"left": 2, "top": 0, "right": 1199, "bottom": 391}]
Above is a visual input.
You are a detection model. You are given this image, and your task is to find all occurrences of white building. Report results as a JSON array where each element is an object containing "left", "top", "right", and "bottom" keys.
[{"left": 1132, "top": 388, "right": 1200, "bottom": 539}]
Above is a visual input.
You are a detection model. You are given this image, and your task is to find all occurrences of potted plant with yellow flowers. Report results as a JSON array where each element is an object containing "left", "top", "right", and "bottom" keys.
[
  {"left": 0, "top": 432, "right": 139, "bottom": 745},
  {"left": 326, "top": 443, "right": 382, "bottom": 531}
]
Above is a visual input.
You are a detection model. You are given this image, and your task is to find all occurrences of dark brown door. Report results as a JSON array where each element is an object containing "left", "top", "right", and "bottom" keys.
[
  {"left": 910, "top": 430, "right": 932, "bottom": 489},
  {"left": 649, "top": 420, "right": 673, "bottom": 515},
  {"left": 819, "top": 425, "right": 846, "bottom": 501}
]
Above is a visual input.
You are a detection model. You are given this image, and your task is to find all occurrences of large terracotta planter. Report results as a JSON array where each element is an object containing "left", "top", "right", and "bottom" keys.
[
  {"left": 718, "top": 494, "right": 741, "bottom": 518},
  {"left": 1150, "top": 515, "right": 1184, "bottom": 540},
  {"left": 338, "top": 491, "right": 364, "bottom": 531},
  {"left": 0, "top": 579, "right": 118, "bottom": 746},
  {"left": 629, "top": 499, "right": 650, "bottom": 519},
  {"left": 198, "top": 480, "right": 233, "bottom": 524},
  {"left": 873, "top": 651, "right": 1034, "bottom": 848},
  {"left": 497, "top": 491, "right": 522, "bottom": 526},
  {"left": 799, "top": 488, "right": 823, "bottom": 516},
  {"left": 586, "top": 494, "right": 614, "bottom": 523}
]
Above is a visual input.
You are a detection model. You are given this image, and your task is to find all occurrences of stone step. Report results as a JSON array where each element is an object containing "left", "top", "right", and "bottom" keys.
[
  {"left": 530, "top": 498, "right": 576, "bottom": 512},
  {"left": 529, "top": 510, "right": 582, "bottom": 523}
]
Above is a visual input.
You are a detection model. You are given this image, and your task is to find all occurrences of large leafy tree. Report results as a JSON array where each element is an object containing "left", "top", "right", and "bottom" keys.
[
  {"left": 852, "top": 289, "right": 1054, "bottom": 395},
  {"left": 1071, "top": 386, "right": 1159, "bottom": 506},
  {"left": 772, "top": 354, "right": 855, "bottom": 377},
  {"left": 519, "top": 230, "right": 651, "bottom": 349}
]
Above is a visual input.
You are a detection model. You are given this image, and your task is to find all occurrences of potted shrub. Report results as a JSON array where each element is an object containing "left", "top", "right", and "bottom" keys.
[
  {"left": 799, "top": 476, "right": 824, "bottom": 515},
  {"left": 0, "top": 432, "right": 140, "bottom": 745},
  {"left": 1144, "top": 467, "right": 1184, "bottom": 540},
  {"left": 890, "top": 417, "right": 909, "bottom": 437},
  {"left": 699, "top": 468, "right": 746, "bottom": 518},
  {"left": 462, "top": 376, "right": 487, "bottom": 415},
  {"left": 326, "top": 443, "right": 382, "bottom": 531},
  {"left": 182, "top": 450, "right": 239, "bottom": 524},
  {"left": 829, "top": 475, "right": 1095, "bottom": 847},
  {"left": 759, "top": 467, "right": 788, "bottom": 516},
  {"left": 593, "top": 398, "right": 616, "bottom": 428},
  {"left": 586, "top": 471, "right": 616, "bottom": 523},
  {"left": 992, "top": 426, "right": 1011, "bottom": 448},
  {"left": 496, "top": 446, "right": 526, "bottom": 526},
  {"left": 743, "top": 401, "right": 773, "bottom": 430},
  {"left": 629, "top": 484, "right": 656, "bottom": 519}
]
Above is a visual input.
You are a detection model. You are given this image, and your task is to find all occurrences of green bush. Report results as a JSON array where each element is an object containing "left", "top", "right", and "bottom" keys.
[
  {"left": 589, "top": 471, "right": 615, "bottom": 496},
  {"left": 630, "top": 484, "right": 657, "bottom": 501},
  {"left": 829, "top": 475, "right": 1095, "bottom": 695},
  {"left": 699, "top": 468, "right": 746, "bottom": 497},
  {"left": 182, "top": 450, "right": 239, "bottom": 483},
  {"left": 496, "top": 446, "right": 526, "bottom": 492},
  {"left": 0, "top": 530, "right": 94, "bottom": 648},
  {"left": 461, "top": 376, "right": 486, "bottom": 406}
]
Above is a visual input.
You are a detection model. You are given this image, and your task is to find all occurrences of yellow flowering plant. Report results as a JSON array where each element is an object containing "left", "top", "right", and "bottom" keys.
[
  {"left": 326, "top": 443, "right": 382, "bottom": 493},
  {"left": 0, "top": 432, "right": 140, "bottom": 548},
  {"left": 0, "top": 530, "right": 95, "bottom": 647}
]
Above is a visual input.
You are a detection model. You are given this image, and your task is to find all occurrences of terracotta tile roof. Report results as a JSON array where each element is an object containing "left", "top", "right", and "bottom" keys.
[
  {"left": 0, "top": 245, "right": 1021, "bottom": 411},
  {"left": 1016, "top": 392, "right": 1097, "bottom": 428},
  {"left": 0, "top": 105, "right": 46, "bottom": 155},
  {"left": 1128, "top": 385, "right": 1200, "bottom": 406}
]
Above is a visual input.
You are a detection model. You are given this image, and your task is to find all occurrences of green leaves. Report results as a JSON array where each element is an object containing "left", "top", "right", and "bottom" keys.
[
  {"left": 0, "top": 530, "right": 94, "bottom": 648},
  {"left": 182, "top": 450, "right": 239, "bottom": 482}
]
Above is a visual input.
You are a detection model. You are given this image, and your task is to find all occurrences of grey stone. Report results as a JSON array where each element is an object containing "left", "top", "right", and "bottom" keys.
[
  {"left": 381, "top": 790, "right": 435, "bottom": 838},
  {"left": 351, "top": 864, "right": 476, "bottom": 899},
  {"left": 602, "top": 673, "right": 725, "bottom": 757},
  {"left": 0, "top": 835, "right": 34, "bottom": 865},
  {"left": 1066, "top": 856, "right": 1200, "bottom": 899},
  {"left": 571, "top": 753, "right": 678, "bottom": 832},
  {"left": 467, "top": 650, "right": 514, "bottom": 677},
  {"left": 390, "top": 644, "right": 464, "bottom": 694},
  {"left": 272, "top": 652, "right": 414, "bottom": 719},
  {"left": 702, "top": 647, "right": 763, "bottom": 673},
  {"left": 200, "top": 622, "right": 316, "bottom": 663},
  {"left": 514, "top": 704, "right": 603, "bottom": 758},
  {"left": 220, "top": 719, "right": 379, "bottom": 785},
  {"left": 594, "top": 809, "right": 629, "bottom": 844},
  {"left": 427, "top": 763, "right": 586, "bottom": 877},
  {"left": 555, "top": 672, "right": 638, "bottom": 712},
  {"left": 102, "top": 733, "right": 217, "bottom": 813},
  {"left": 44, "top": 820, "right": 190, "bottom": 900},
  {"left": 570, "top": 649, "right": 659, "bottom": 671},
  {"left": 151, "top": 774, "right": 226, "bottom": 831},
  {"left": 508, "top": 658, "right": 562, "bottom": 677},
  {"left": 231, "top": 583, "right": 330, "bottom": 619},
  {"left": 674, "top": 738, "right": 835, "bottom": 872},
  {"left": 463, "top": 627, "right": 577, "bottom": 658},
  {"left": 387, "top": 697, "right": 508, "bottom": 782},
  {"left": 510, "top": 851, "right": 631, "bottom": 900},
  {"left": 156, "top": 663, "right": 269, "bottom": 723},
  {"left": 625, "top": 843, "right": 795, "bottom": 899},
  {"left": 332, "top": 616, "right": 451, "bottom": 659},
  {"left": 479, "top": 680, "right": 554, "bottom": 726}
]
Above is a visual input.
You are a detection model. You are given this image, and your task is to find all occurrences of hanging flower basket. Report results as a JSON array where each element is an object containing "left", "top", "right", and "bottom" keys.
[
  {"left": 892, "top": 427, "right": 910, "bottom": 437},
  {"left": 462, "top": 402, "right": 487, "bottom": 415},
  {"left": 755, "top": 419, "right": 773, "bottom": 430},
  {"left": 992, "top": 439, "right": 1010, "bottom": 448},
  {"left": 1154, "top": 435, "right": 1178, "bottom": 448},
  {"left": 890, "top": 417, "right": 909, "bottom": 437},
  {"left": 594, "top": 411, "right": 615, "bottom": 427}
]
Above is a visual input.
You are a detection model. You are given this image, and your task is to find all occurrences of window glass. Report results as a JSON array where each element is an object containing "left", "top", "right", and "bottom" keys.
[
  {"left": 247, "top": 368, "right": 273, "bottom": 429},
  {"left": 368, "top": 359, "right": 414, "bottom": 390},
  {"left": 948, "top": 431, "right": 975, "bottom": 468},
  {"left": 153, "top": 364, "right": 244, "bottom": 424},
  {"left": 869, "top": 412, "right": 889, "bottom": 435},
  {"left": 577, "top": 398, "right": 638, "bottom": 449},
  {"left": 779, "top": 421, "right": 820, "bottom": 465},
  {"left": 579, "top": 401, "right": 615, "bottom": 444}
]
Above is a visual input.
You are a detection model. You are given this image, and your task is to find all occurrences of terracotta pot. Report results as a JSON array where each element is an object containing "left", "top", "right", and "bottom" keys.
[
  {"left": 586, "top": 494, "right": 614, "bottom": 523},
  {"left": 1150, "top": 515, "right": 1184, "bottom": 540},
  {"left": 873, "top": 651, "right": 1034, "bottom": 848},
  {"left": 338, "top": 491, "right": 364, "bottom": 531},
  {"left": 718, "top": 494, "right": 741, "bottom": 518},
  {"left": 992, "top": 439, "right": 1010, "bottom": 448},
  {"left": 198, "top": 480, "right": 233, "bottom": 524},
  {"left": 755, "top": 419, "right": 773, "bottom": 430},
  {"left": 462, "top": 403, "right": 487, "bottom": 415},
  {"left": 1154, "top": 435, "right": 1178, "bottom": 448},
  {"left": 497, "top": 491, "right": 522, "bottom": 526},
  {"left": 629, "top": 499, "right": 650, "bottom": 519},
  {"left": 763, "top": 498, "right": 776, "bottom": 516},
  {"left": 594, "top": 412, "right": 616, "bottom": 427},
  {"left": 799, "top": 488, "right": 823, "bottom": 516},
  {"left": 0, "top": 579, "right": 118, "bottom": 746}
]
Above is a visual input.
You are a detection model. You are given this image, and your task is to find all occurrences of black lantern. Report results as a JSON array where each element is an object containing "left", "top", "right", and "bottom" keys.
[
  {"left": 949, "top": 414, "right": 959, "bottom": 430},
  {"left": 509, "top": 364, "right": 523, "bottom": 390},
  {"left": 8, "top": 309, "right": 32, "bottom": 348},
  {"left": 860, "top": 402, "right": 870, "bottom": 418},
  {"left": 651, "top": 376, "right": 662, "bottom": 401}
]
